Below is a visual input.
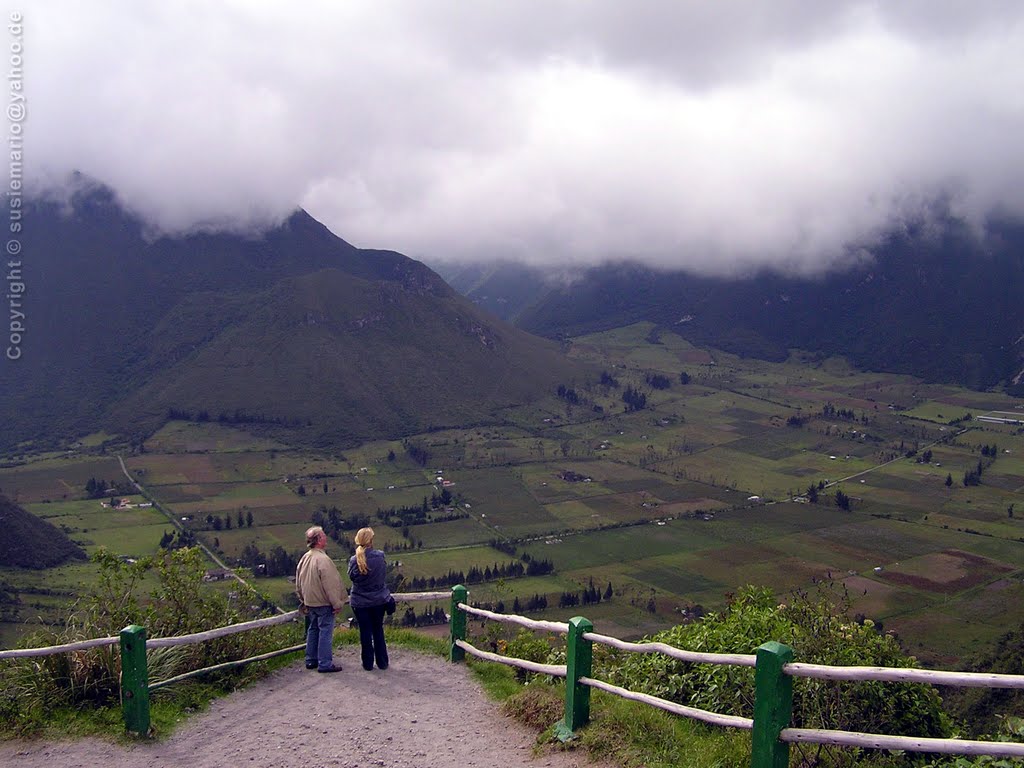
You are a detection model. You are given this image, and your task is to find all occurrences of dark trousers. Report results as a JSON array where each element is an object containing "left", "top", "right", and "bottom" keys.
[{"left": 352, "top": 604, "right": 389, "bottom": 670}]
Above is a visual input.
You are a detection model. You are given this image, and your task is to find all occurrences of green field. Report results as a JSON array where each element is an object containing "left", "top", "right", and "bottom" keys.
[{"left": 2, "top": 323, "right": 1022, "bottom": 668}]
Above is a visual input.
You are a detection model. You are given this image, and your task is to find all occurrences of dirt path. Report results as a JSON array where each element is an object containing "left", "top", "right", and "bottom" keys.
[{"left": 0, "top": 646, "right": 610, "bottom": 768}]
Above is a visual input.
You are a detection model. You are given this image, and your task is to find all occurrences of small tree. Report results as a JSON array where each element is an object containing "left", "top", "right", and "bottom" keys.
[{"left": 835, "top": 488, "right": 851, "bottom": 511}]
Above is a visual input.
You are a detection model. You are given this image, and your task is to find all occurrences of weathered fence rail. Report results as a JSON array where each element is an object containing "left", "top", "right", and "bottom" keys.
[{"left": 0, "top": 635, "right": 119, "bottom": 659}]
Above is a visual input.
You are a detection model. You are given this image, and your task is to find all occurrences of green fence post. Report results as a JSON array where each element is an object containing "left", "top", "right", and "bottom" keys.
[
  {"left": 751, "top": 641, "right": 794, "bottom": 768},
  {"left": 450, "top": 584, "right": 468, "bottom": 663},
  {"left": 120, "top": 624, "right": 150, "bottom": 737},
  {"left": 554, "top": 615, "right": 593, "bottom": 741}
]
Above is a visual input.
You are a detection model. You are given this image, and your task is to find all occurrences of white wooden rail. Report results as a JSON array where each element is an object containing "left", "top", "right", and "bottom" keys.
[
  {"left": 149, "top": 643, "right": 307, "bottom": 690},
  {"left": 148, "top": 610, "right": 300, "bottom": 648},
  {"left": 458, "top": 602, "right": 568, "bottom": 635},
  {"left": 583, "top": 630, "right": 757, "bottom": 667},
  {"left": 0, "top": 635, "right": 119, "bottom": 660},
  {"left": 780, "top": 727, "right": 1024, "bottom": 758},
  {"left": 454, "top": 638, "right": 567, "bottom": 677},
  {"left": 784, "top": 661, "right": 1024, "bottom": 689},
  {"left": 579, "top": 676, "right": 754, "bottom": 730}
]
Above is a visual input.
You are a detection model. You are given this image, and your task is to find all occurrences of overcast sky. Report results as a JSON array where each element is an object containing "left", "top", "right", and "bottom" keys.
[{"left": 9, "top": 1, "right": 1024, "bottom": 275}]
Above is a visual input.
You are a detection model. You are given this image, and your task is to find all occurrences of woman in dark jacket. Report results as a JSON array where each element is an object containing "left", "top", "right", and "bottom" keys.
[{"left": 348, "top": 527, "right": 391, "bottom": 670}]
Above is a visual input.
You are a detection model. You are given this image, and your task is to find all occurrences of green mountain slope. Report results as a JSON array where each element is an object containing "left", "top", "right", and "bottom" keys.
[
  {"left": 113, "top": 267, "right": 577, "bottom": 445},
  {"left": 0, "top": 179, "right": 582, "bottom": 450}
]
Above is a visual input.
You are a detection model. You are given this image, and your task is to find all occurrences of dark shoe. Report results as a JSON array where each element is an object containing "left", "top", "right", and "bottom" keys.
[
  {"left": 362, "top": 664, "right": 373, "bottom": 671},
  {"left": 377, "top": 664, "right": 388, "bottom": 670},
  {"left": 305, "top": 662, "right": 317, "bottom": 669},
  {"left": 317, "top": 664, "right": 343, "bottom": 673}
]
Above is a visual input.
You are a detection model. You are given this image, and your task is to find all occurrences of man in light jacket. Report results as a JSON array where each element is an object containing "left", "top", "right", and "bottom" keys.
[{"left": 295, "top": 526, "right": 345, "bottom": 673}]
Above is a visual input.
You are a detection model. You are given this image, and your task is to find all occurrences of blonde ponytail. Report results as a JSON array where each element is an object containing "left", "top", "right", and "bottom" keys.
[{"left": 354, "top": 527, "right": 374, "bottom": 575}]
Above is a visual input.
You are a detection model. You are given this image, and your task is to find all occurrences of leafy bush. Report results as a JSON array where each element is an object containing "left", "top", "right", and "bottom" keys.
[
  {"left": 0, "top": 547, "right": 289, "bottom": 736},
  {"left": 922, "top": 716, "right": 1024, "bottom": 767},
  {"left": 607, "top": 584, "right": 951, "bottom": 747}
]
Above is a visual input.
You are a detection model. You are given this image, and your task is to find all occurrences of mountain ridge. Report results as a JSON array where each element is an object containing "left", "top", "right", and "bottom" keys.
[
  {"left": 436, "top": 215, "right": 1024, "bottom": 391},
  {"left": 0, "top": 181, "right": 583, "bottom": 451}
]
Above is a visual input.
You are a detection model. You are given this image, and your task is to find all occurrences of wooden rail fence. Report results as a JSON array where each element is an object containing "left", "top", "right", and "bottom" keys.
[
  {"left": 445, "top": 585, "right": 1024, "bottom": 766},
  {"left": 3, "top": 585, "right": 1023, "bottom": 766}
]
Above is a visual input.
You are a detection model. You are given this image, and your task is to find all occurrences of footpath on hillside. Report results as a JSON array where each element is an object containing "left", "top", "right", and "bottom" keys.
[{"left": 0, "top": 645, "right": 611, "bottom": 768}]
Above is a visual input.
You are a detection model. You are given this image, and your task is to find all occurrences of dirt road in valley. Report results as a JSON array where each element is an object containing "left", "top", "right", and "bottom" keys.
[{"left": 0, "top": 646, "right": 611, "bottom": 768}]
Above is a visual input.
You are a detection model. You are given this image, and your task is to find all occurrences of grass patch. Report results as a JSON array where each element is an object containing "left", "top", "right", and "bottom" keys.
[{"left": 485, "top": 676, "right": 750, "bottom": 768}]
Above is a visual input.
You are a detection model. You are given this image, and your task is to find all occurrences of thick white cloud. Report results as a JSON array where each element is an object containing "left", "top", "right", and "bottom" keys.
[{"left": 7, "top": 0, "right": 1024, "bottom": 274}]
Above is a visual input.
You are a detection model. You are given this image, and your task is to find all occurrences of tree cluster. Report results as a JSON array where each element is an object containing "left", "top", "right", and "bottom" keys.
[
  {"left": 402, "top": 558, "right": 554, "bottom": 591},
  {"left": 398, "top": 604, "right": 448, "bottom": 627},
  {"left": 645, "top": 373, "right": 672, "bottom": 390},
  {"left": 963, "top": 462, "right": 984, "bottom": 487},
  {"left": 511, "top": 594, "right": 549, "bottom": 612},
  {"left": 374, "top": 493, "right": 465, "bottom": 528},
  {"left": 403, "top": 439, "right": 430, "bottom": 467},
  {"left": 312, "top": 506, "right": 371, "bottom": 542},
  {"left": 381, "top": 538, "right": 423, "bottom": 552},
  {"left": 85, "top": 477, "right": 123, "bottom": 499},
  {"left": 205, "top": 511, "right": 253, "bottom": 531},
  {"left": 557, "top": 578, "right": 613, "bottom": 608},
  {"left": 821, "top": 402, "right": 857, "bottom": 421},
  {"left": 238, "top": 542, "right": 298, "bottom": 577},
  {"left": 165, "top": 407, "right": 290, "bottom": 426},
  {"left": 158, "top": 528, "right": 196, "bottom": 550},
  {"left": 622, "top": 385, "right": 647, "bottom": 412},
  {"left": 963, "top": 445, "right": 1000, "bottom": 487},
  {"left": 489, "top": 538, "right": 518, "bottom": 556},
  {"left": 600, "top": 370, "right": 620, "bottom": 388},
  {"left": 556, "top": 384, "right": 581, "bottom": 405}
]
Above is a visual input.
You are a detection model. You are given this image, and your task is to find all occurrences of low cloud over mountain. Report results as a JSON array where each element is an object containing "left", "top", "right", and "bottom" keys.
[{"left": 13, "top": 1, "right": 1024, "bottom": 275}]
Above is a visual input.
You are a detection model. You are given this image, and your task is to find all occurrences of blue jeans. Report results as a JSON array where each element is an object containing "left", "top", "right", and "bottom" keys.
[
  {"left": 305, "top": 606, "right": 335, "bottom": 670},
  {"left": 352, "top": 604, "right": 388, "bottom": 670}
]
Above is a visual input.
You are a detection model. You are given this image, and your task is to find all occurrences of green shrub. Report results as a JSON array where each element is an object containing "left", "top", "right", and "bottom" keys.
[
  {"left": 0, "top": 547, "right": 291, "bottom": 736},
  {"left": 922, "top": 716, "right": 1024, "bottom": 767},
  {"left": 607, "top": 584, "right": 951, "bottom": 751}
]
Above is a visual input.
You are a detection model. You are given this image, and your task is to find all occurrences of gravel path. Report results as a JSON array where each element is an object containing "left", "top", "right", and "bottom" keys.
[{"left": 0, "top": 646, "right": 611, "bottom": 768}]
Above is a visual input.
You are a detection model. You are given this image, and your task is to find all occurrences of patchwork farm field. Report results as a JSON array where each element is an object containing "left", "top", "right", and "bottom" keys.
[{"left": 1, "top": 323, "right": 1022, "bottom": 667}]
